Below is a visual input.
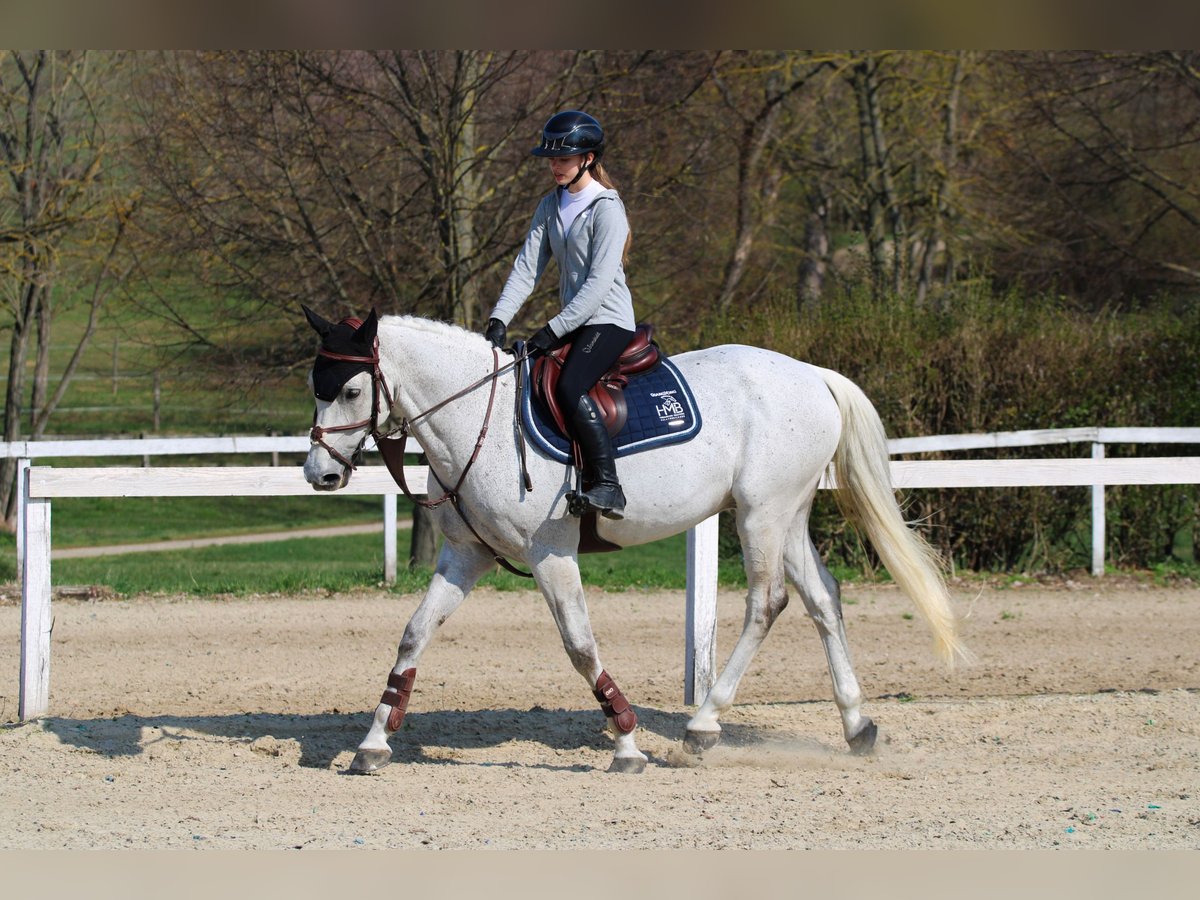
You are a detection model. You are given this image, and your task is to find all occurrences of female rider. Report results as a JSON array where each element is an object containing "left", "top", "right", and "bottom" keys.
[{"left": 483, "top": 110, "right": 635, "bottom": 520}]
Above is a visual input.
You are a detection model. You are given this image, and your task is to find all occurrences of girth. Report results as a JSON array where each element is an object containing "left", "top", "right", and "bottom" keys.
[{"left": 532, "top": 323, "right": 660, "bottom": 438}]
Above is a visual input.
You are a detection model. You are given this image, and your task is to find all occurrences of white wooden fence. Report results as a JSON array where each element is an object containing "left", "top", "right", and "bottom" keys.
[
  {"left": 3, "top": 435, "right": 407, "bottom": 583},
  {"left": 7, "top": 426, "right": 1199, "bottom": 578},
  {"left": 887, "top": 426, "right": 1200, "bottom": 576},
  {"left": 8, "top": 427, "right": 1200, "bottom": 722}
]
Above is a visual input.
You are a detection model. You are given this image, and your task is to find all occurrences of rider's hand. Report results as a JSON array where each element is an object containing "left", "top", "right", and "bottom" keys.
[
  {"left": 484, "top": 318, "right": 507, "bottom": 350},
  {"left": 527, "top": 324, "right": 558, "bottom": 355}
]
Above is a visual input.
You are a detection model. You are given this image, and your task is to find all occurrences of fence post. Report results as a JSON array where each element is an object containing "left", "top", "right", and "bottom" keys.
[
  {"left": 20, "top": 472, "right": 52, "bottom": 722},
  {"left": 383, "top": 494, "right": 397, "bottom": 584},
  {"left": 1092, "top": 442, "right": 1105, "bottom": 576},
  {"left": 14, "top": 457, "right": 29, "bottom": 581},
  {"left": 685, "top": 514, "right": 719, "bottom": 704}
]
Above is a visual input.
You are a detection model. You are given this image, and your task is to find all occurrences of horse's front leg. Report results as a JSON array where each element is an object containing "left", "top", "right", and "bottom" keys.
[
  {"left": 348, "top": 539, "right": 495, "bottom": 774},
  {"left": 533, "top": 551, "right": 648, "bottom": 774}
]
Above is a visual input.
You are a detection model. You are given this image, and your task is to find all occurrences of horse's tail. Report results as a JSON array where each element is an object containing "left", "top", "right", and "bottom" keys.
[{"left": 815, "top": 367, "right": 970, "bottom": 667}]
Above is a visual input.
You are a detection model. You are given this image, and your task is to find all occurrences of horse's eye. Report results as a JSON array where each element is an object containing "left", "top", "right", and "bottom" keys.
[{"left": 344, "top": 387, "right": 362, "bottom": 400}]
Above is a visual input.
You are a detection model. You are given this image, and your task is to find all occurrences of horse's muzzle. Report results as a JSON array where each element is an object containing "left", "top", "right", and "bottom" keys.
[{"left": 304, "top": 448, "right": 352, "bottom": 491}]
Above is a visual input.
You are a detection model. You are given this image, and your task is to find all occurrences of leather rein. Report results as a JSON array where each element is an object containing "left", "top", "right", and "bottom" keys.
[{"left": 309, "top": 339, "right": 534, "bottom": 578}]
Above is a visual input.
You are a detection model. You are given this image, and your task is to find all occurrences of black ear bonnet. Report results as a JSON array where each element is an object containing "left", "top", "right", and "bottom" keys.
[
  {"left": 303, "top": 306, "right": 379, "bottom": 402},
  {"left": 311, "top": 318, "right": 369, "bottom": 401}
]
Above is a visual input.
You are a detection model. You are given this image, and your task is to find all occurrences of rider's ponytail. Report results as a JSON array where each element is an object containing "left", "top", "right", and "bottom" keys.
[{"left": 591, "top": 160, "right": 632, "bottom": 267}]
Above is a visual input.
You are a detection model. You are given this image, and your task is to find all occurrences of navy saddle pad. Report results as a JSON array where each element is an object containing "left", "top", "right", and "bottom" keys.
[{"left": 521, "top": 354, "right": 703, "bottom": 464}]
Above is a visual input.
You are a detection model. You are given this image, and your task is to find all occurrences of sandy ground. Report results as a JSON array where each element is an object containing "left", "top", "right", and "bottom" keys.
[{"left": 1, "top": 578, "right": 1198, "bottom": 849}]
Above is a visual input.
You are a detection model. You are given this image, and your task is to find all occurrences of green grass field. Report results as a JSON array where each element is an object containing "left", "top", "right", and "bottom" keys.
[
  {"left": 4, "top": 280, "right": 313, "bottom": 438},
  {"left": 0, "top": 491, "right": 750, "bottom": 594},
  {"left": 42, "top": 493, "right": 390, "bottom": 547},
  {"left": 1, "top": 525, "right": 749, "bottom": 595},
  {"left": 0, "top": 511, "right": 748, "bottom": 595}
]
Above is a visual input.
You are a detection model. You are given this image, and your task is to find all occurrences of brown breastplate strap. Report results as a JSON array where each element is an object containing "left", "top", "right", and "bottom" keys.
[
  {"left": 593, "top": 670, "right": 637, "bottom": 734},
  {"left": 380, "top": 667, "right": 417, "bottom": 732}
]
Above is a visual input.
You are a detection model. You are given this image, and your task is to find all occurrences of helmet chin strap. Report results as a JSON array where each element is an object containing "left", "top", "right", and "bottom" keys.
[{"left": 567, "top": 153, "right": 596, "bottom": 187}]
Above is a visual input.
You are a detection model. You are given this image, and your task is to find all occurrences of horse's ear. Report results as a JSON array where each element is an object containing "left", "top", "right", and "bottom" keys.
[
  {"left": 353, "top": 308, "right": 379, "bottom": 346},
  {"left": 302, "top": 304, "right": 334, "bottom": 338}
]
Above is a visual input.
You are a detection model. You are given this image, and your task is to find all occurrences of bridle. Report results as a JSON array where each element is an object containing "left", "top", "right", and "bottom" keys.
[
  {"left": 308, "top": 328, "right": 394, "bottom": 473},
  {"left": 308, "top": 325, "right": 534, "bottom": 577}
]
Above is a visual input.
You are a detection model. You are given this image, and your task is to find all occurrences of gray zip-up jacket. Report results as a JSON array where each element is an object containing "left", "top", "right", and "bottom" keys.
[{"left": 489, "top": 187, "right": 636, "bottom": 338}]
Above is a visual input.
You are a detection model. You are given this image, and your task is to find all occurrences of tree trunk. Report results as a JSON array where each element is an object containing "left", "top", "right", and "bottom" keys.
[
  {"left": 852, "top": 54, "right": 908, "bottom": 297},
  {"left": 0, "top": 312, "right": 29, "bottom": 525},
  {"left": 715, "top": 106, "right": 777, "bottom": 314},
  {"left": 31, "top": 286, "right": 52, "bottom": 432},
  {"left": 851, "top": 59, "right": 888, "bottom": 297},
  {"left": 450, "top": 52, "right": 485, "bottom": 329},
  {"left": 715, "top": 59, "right": 789, "bottom": 316},
  {"left": 796, "top": 190, "right": 830, "bottom": 309},
  {"left": 1, "top": 267, "right": 41, "bottom": 526},
  {"left": 917, "top": 51, "right": 966, "bottom": 308}
]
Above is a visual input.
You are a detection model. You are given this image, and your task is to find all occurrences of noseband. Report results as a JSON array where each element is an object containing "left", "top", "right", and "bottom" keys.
[{"left": 308, "top": 336, "right": 394, "bottom": 472}]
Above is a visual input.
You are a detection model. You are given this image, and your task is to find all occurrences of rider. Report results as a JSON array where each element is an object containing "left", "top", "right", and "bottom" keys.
[{"left": 483, "top": 110, "right": 636, "bottom": 520}]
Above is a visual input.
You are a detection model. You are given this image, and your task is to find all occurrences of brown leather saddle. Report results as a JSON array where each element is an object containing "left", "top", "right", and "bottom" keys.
[{"left": 531, "top": 323, "right": 660, "bottom": 438}]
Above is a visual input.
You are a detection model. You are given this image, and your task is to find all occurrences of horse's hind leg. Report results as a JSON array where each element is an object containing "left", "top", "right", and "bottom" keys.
[
  {"left": 532, "top": 551, "right": 647, "bottom": 773},
  {"left": 784, "top": 527, "right": 876, "bottom": 754},
  {"left": 348, "top": 539, "right": 495, "bottom": 774},
  {"left": 684, "top": 509, "right": 789, "bottom": 754}
]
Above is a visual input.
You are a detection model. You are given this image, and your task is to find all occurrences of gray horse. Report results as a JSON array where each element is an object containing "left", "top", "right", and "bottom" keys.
[{"left": 302, "top": 309, "right": 967, "bottom": 774}]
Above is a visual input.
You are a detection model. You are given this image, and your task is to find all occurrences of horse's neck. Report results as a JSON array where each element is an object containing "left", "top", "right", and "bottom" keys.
[{"left": 379, "top": 318, "right": 508, "bottom": 464}]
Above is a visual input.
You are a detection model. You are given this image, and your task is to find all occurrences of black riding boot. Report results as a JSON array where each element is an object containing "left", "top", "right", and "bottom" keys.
[{"left": 569, "top": 394, "right": 626, "bottom": 519}]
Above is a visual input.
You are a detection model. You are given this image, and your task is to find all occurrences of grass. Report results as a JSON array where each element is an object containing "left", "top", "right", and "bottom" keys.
[
  {"left": 50, "top": 532, "right": 392, "bottom": 595},
  {"left": 46, "top": 493, "right": 390, "bottom": 548},
  {"left": 0, "top": 491, "right": 750, "bottom": 593},
  {"left": 4, "top": 279, "right": 313, "bottom": 438},
  {"left": 0, "top": 487, "right": 936, "bottom": 595},
  {"left": 1, "top": 529, "right": 749, "bottom": 596}
]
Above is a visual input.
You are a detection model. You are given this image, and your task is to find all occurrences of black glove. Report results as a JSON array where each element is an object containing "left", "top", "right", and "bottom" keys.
[
  {"left": 527, "top": 324, "right": 558, "bottom": 355},
  {"left": 484, "top": 318, "right": 507, "bottom": 350}
]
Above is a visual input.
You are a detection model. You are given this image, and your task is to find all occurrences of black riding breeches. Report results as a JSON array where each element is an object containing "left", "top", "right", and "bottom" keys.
[{"left": 553, "top": 323, "right": 636, "bottom": 417}]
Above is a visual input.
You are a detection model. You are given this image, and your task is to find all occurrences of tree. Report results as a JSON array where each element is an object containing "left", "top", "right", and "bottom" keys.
[
  {"left": 978, "top": 51, "right": 1200, "bottom": 303},
  {"left": 130, "top": 51, "right": 725, "bottom": 565},
  {"left": 711, "top": 51, "right": 834, "bottom": 314},
  {"left": 1, "top": 50, "right": 139, "bottom": 527}
]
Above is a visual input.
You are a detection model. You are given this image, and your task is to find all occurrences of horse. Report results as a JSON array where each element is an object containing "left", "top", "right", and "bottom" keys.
[{"left": 302, "top": 307, "right": 967, "bottom": 774}]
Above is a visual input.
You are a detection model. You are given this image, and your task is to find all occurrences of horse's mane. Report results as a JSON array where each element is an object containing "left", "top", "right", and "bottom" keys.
[{"left": 381, "top": 314, "right": 489, "bottom": 348}]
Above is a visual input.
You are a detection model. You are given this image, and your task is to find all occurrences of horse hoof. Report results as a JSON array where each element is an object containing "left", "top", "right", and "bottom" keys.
[
  {"left": 607, "top": 756, "right": 647, "bottom": 774},
  {"left": 348, "top": 748, "right": 392, "bottom": 774},
  {"left": 848, "top": 719, "right": 878, "bottom": 756},
  {"left": 683, "top": 729, "right": 721, "bottom": 755}
]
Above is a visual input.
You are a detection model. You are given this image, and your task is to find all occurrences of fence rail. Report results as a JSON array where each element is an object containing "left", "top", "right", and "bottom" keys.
[
  {"left": 8, "top": 425, "right": 1200, "bottom": 462},
  {"left": 11, "top": 425, "right": 1196, "bottom": 579}
]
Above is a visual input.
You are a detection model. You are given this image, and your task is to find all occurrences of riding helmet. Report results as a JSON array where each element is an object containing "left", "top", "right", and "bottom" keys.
[{"left": 531, "top": 110, "right": 604, "bottom": 158}]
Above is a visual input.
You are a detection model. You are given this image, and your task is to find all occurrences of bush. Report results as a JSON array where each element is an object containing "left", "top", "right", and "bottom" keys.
[{"left": 699, "top": 284, "right": 1200, "bottom": 574}]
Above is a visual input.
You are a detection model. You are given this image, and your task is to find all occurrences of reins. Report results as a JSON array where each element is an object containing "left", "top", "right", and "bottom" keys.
[{"left": 309, "top": 338, "right": 534, "bottom": 578}]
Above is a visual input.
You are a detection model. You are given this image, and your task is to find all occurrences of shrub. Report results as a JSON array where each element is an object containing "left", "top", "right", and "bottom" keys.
[{"left": 699, "top": 284, "right": 1200, "bottom": 573}]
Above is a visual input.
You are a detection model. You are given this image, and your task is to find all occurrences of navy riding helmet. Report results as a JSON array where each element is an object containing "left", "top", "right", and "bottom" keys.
[{"left": 531, "top": 110, "right": 604, "bottom": 159}]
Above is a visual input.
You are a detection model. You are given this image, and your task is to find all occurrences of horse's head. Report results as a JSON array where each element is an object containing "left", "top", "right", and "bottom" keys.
[{"left": 301, "top": 305, "right": 389, "bottom": 491}]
